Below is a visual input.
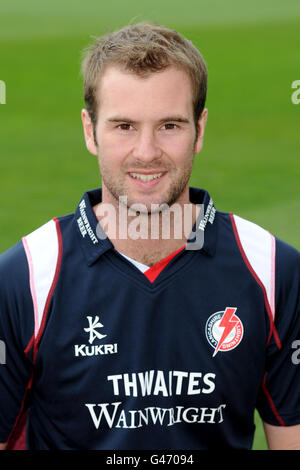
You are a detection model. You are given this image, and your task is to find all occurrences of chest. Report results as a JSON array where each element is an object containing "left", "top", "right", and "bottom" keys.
[{"left": 36, "top": 259, "right": 268, "bottom": 395}]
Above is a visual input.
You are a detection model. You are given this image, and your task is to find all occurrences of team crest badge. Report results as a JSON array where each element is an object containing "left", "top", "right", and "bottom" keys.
[{"left": 205, "top": 307, "right": 244, "bottom": 357}]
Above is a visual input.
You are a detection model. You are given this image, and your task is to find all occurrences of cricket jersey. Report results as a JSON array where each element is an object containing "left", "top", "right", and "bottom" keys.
[{"left": 0, "top": 187, "right": 300, "bottom": 450}]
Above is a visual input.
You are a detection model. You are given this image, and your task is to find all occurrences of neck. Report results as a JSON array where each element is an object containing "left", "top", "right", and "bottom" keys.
[{"left": 93, "top": 192, "right": 200, "bottom": 266}]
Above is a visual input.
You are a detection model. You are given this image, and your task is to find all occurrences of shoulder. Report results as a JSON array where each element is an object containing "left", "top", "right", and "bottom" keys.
[
  {"left": 0, "top": 241, "right": 28, "bottom": 292},
  {"left": 0, "top": 215, "right": 69, "bottom": 298},
  {"left": 226, "top": 212, "right": 300, "bottom": 269},
  {"left": 275, "top": 236, "right": 300, "bottom": 272},
  {"left": 0, "top": 217, "right": 70, "bottom": 346},
  {"left": 222, "top": 212, "right": 300, "bottom": 309},
  {"left": 0, "top": 212, "right": 75, "bottom": 281},
  {"left": 274, "top": 237, "right": 300, "bottom": 304},
  {"left": 0, "top": 241, "right": 33, "bottom": 348}
]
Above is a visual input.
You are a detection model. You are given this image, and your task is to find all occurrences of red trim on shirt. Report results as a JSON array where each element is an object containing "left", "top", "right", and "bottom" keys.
[
  {"left": 8, "top": 218, "right": 63, "bottom": 450},
  {"left": 33, "top": 217, "right": 63, "bottom": 361},
  {"left": 262, "top": 372, "right": 286, "bottom": 426},
  {"left": 6, "top": 409, "right": 28, "bottom": 450},
  {"left": 24, "top": 334, "right": 34, "bottom": 357},
  {"left": 230, "top": 214, "right": 281, "bottom": 350},
  {"left": 230, "top": 214, "right": 285, "bottom": 427},
  {"left": 144, "top": 246, "right": 186, "bottom": 283}
]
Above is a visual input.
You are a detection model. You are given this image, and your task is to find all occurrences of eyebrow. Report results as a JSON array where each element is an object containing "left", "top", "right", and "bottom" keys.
[{"left": 107, "top": 115, "right": 190, "bottom": 124}]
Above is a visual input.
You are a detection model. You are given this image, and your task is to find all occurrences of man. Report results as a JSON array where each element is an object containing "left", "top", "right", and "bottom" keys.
[{"left": 0, "top": 23, "right": 300, "bottom": 450}]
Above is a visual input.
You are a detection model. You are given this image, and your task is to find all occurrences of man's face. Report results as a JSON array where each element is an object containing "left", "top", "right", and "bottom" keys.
[{"left": 82, "top": 65, "right": 207, "bottom": 212}]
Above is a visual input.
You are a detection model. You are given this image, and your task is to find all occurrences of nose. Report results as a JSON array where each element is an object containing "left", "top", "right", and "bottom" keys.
[{"left": 132, "top": 128, "right": 162, "bottom": 163}]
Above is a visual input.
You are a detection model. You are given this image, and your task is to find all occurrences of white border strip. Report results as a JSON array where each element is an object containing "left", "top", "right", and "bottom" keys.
[
  {"left": 233, "top": 215, "right": 276, "bottom": 318},
  {"left": 22, "top": 219, "right": 59, "bottom": 338}
]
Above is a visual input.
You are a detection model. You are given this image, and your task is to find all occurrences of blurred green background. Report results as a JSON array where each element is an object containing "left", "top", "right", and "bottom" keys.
[{"left": 1, "top": 0, "right": 300, "bottom": 450}]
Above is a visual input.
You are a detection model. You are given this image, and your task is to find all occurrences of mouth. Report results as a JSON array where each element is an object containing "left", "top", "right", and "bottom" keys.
[{"left": 128, "top": 171, "right": 166, "bottom": 187}]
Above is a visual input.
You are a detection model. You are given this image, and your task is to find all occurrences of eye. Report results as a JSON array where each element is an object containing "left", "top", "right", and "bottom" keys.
[
  {"left": 117, "top": 123, "right": 134, "bottom": 131},
  {"left": 161, "top": 123, "right": 178, "bottom": 130}
]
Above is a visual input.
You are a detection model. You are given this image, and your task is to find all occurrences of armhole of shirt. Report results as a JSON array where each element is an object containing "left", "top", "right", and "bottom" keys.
[
  {"left": 230, "top": 214, "right": 286, "bottom": 426},
  {"left": 230, "top": 214, "right": 280, "bottom": 349},
  {"left": 22, "top": 217, "right": 63, "bottom": 359}
]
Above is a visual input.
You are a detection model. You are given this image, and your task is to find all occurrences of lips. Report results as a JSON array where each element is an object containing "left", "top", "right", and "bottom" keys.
[
  {"left": 127, "top": 171, "right": 167, "bottom": 188},
  {"left": 129, "top": 172, "right": 163, "bottom": 182}
]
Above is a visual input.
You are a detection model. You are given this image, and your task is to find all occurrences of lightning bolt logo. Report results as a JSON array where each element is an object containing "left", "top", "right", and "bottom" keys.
[
  {"left": 205, "top": 307, "right": 244, "bottom": 356},
  {"left": 212, "top": 307, "right": 240, "bottom": 357}
]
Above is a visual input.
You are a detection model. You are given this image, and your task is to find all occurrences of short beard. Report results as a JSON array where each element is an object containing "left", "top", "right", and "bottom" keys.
[{"left": 101, "top": 162, "right": 193, "bottom": 216}]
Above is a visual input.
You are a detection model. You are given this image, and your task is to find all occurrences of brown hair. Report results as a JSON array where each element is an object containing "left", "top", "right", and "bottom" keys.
[{"left": 81, "top": 23, "right": 207, "bottom": 141}]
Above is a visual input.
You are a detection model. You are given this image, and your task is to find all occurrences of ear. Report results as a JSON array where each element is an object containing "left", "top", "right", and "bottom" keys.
[
  {"left": 81, "top": 109, "right": 98, "bottom": 156},
  {"left": 194, "top": 108, "right": 208, "bottom": 154}
]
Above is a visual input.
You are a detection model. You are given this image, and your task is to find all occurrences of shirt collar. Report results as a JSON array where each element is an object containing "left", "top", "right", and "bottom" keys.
[
  {"left": 75, "top": 188, "right": 113, "bottom": 266},
  {"left": 187, "top": 187, "right": 218, "bottom": 256},
  {"left": 75, "top": 187, "right": 218, "bottom": 266}
]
